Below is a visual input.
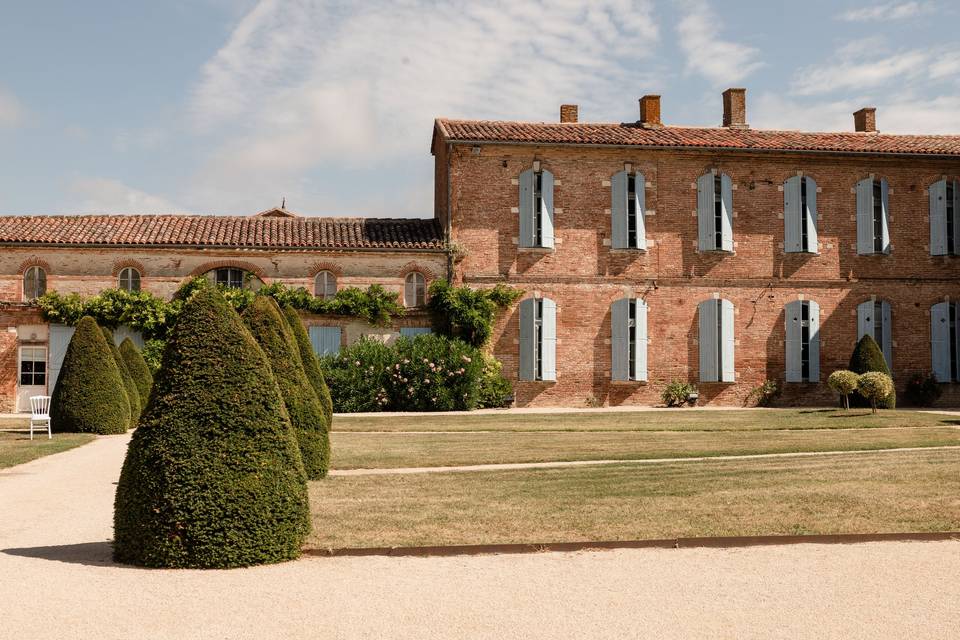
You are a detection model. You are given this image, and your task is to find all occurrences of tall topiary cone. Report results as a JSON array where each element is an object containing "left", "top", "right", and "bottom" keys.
[
  {"left": 281, "top": 304, "right": 334, "bottom": 424},
  {"left": 243, "top": 297, "right": 329, "bottom": 479},
  {"left": 848, "top": 334, "right": 896, "bottom": 409},
  {"left": 113, "top": 288, "right": 310, "bottom": 568},
  {"left": 101, "top": 327, "right": 141, "bottom": 428},
  {"left": 120, "top": 337, "right": 153, "bottom": 411},
  {"left": 50, "top": 316, "right": 130, "bottom": 434}
]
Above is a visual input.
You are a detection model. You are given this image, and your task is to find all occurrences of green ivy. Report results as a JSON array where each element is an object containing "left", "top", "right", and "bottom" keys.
[{"left": 427, "top": 279, "right": 523, "bottom": 348}]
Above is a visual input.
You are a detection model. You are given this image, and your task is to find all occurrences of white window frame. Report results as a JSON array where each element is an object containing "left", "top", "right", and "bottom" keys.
[
  {"left": 314, "top": 271, "right": 337, "bottom": 299},
  {"left": 19, "top": 345, "right": 48, "bottom": 388},
  {"left": 117, "top": 267, "right": 141, "bottom": 292},
  {"left": 214, "top": 267, "right": 246, "bottom": 289},
  {"left": 404, "top": 272, "right": 426, "bottom": 308},
  {"left": 23, "top": 266, "right": 46, "bottom": 301}
]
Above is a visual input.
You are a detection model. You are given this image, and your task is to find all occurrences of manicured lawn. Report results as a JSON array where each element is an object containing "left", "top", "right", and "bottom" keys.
[
  {"left": 0, "top": 431, "right": 96, "bottom": 469},
  {"left": 330, "top": 424, "right": 960, "bottom": 469},
  {"left": 307, "top": 448, "right": 960, "bottom": 549},
  {"left": 332, "top": 408, "right": 958, "bottom": 433}
]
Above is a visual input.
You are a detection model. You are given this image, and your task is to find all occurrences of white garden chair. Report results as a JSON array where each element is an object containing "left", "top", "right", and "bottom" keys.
[{"left": 29, "top": 395, "right": 52, "bottom": 440}]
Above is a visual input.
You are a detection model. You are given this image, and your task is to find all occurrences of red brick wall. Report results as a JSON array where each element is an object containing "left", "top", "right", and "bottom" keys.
[{"left": 447, "top": 142, "right": 960, "bottom": 406}]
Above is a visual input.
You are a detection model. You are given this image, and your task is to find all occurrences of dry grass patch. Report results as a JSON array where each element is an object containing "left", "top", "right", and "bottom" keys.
[
  {"left": 330, "top": 426, "right": 960, "bottom": 469},
  {"left": 0, "top": 431, "right": 95, "bottom": 469},
  {"left": 333, "top": 409, "right": 957, "bottom": 433},
  {"left": 307, "top": 449, "right": 960, "bottom": 549}
]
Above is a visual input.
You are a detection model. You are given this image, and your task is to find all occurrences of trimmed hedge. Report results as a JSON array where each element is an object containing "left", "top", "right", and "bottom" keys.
[
  {"left": 848, "top": 335, "right": 896, "bottom": 409},
  {"left": 102, "top": 327, "right": 141, "bottom": 428},
  {"left": 282, "top": 304, "right": 334, "bottom": 424},
  {"left": 113, "top": 288, "right": 310, "bottom": 568},
  {"left": 50, "top": 316, "right": 129, "bottom": 434},
  {"left": 120, "top": 338, "right": 153, "bottom": 411},
  {"left": 242, "top": 297, "right": 329, "bottom": 479}
]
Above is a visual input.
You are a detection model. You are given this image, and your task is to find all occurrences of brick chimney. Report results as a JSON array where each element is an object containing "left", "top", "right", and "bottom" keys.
[
  {"left": 639, "top": 95, "right": 662, "bottom": 128},
  {"left": 560, "top": 104, "right": 578, "bottom": 123},
  {"left": 853, "top": 107, "right": 877, "bottom": 133},
  {"left": 722, "top": 88, "right": 748, "bottom": 129}
]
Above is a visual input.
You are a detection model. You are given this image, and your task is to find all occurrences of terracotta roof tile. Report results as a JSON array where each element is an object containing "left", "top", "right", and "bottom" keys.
[
  {"left": 0, "top": 215, "right": 445, "bottom": 251},
  {"left": 436, "top": 119, "right": 960, "bottom": 157}
]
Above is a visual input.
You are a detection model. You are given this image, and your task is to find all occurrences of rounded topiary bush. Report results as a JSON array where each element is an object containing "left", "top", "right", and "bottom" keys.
[
  {"left": 101, "top": 327, "right": 140, "bottom": 428},
  {"left": 120, "top": 337, "right": 153, "bottom": 411},
  {"left": 113, "top": 288, "right": 310, "bottom": 568},
  {"left": 243, "top": 296, "right": 329, "bottom": 479},
  {"left": 848, "top": 335, "right": 896, "bottom": 409},
  {"left": 857, "top": 372, "right": 895, "bottom": 414},
  {"left": 50, "top": 316, "right": 130, "bottom": 434},
  {"left": 827, "top": 370, "right": 859, "bottom": 410},
  {"left": 281, "top": 304, "right": 334, "bottom": 424}
]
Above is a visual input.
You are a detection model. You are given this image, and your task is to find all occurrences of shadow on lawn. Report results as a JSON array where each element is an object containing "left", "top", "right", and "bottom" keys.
[{"left": 2, "top": 541, "right": 125, "bottom": 568}]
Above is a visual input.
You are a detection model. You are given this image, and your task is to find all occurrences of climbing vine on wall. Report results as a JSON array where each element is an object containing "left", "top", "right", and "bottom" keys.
[{"left": 427, "top": 279, "right": 523, "bottom": 348}]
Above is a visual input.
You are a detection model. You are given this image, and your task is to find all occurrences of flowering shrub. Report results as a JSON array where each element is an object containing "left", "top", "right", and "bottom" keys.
[{"left": 321, "top": 334, "right": 499, "bottom": 412}]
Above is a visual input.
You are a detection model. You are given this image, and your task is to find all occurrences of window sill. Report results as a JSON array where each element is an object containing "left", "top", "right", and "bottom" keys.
[
  {"left": 517, "top": 247, "right": 555, "bottom": 253},
  {"left": 698, "top": 249, "right": 735, "bottom": 255},
  {"left": 519, "top": 379, "right": 557, "bottom": 384},
  {"left": 609, "top": 248, "right": 647, "bottom": 254},
  {"left": 783, "top": 251, "right": 819, "bottom": 256},
  {"left": 610, "top": 379, "right": 648, "bottom": 385}
]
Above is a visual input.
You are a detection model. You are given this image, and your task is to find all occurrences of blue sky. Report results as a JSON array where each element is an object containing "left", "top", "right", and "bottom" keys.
[{"left": 1, "top": 0, "right": 957, "bottom": 218}]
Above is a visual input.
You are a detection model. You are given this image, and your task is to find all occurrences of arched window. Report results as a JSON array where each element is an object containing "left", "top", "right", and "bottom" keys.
[
  {"left": 315, "top": 271, "right": 337, "bottom": 299},
  {"left": 118, "top": 267, "right": 141, "bottom": 292},
  {"left": 404, "top": 272, "right": 426, "bottom": 307},
  {"left": 23, "top": 266, "right": 46, "bottom": 301},
  {"left": 214, "top": 267, "right": 246, "bottom": 289}
]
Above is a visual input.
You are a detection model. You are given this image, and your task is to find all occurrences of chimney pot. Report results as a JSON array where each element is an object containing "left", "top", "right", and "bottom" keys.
[
  {"left": 639, "top": 95, "right": 662, "bottom": 128},
  {"left": 560, "top": 104, "right": 578, "bottom": 123},
  {"left": 853, "top": 107, "right": 877, "bottom": 133},
  {"left": 722, "top": 88, "right": 748, "bottom": 129}
]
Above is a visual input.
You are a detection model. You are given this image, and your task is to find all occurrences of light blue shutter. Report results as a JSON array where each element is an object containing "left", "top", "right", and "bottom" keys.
[
  {"left": 720, "top": 174, "right": 734, "bottom": 252},
  {"left": 857, "top": 300, "right": 873, "bottom": 343},
  {"left": 805, "top": 177, "right": 818, "bottom": 254},
  {"left": 635, "top": 173, "right": 647, "bottom": 251},
  {"left": 540, "top": 169, "right": 555, "bottom": 249},
  {"left": 309, "top": 326, "right": 341, "bottom": 356},
  {"left": 610, "top": 298, "right": 630, "bottom": 381},
  {"left": 880, "top": 300, "right": 893, "bottom": 368},
  {"left": 930, "top": 179, "right": 947, "bottom": 256},
  {"left": 697, "top": 172, "right": 714, "bottom": 251},
  {"left": 400, "top": 327, "right": 432, "bottom": 338},
  {"left": 611, "top": 171, "right": 628, "bottom": 249},
  {"left": 540, "top": 297, "right": 557, "bottom": 381},
  {"left": 698, "top": 299, "right": 718, "bottom": 382},
  {"left": 48, "top": 324, "right": 76, "bottom": 394},
  {"left": 785, "top": 300, "right": 803, "bottom": 382},
  {"left": 518, "top": 169, "right": 534, "bottom": 248},
  {"left": 931, "top": 302, "right": 951, "bottom": 382},
  {"left": 720, "top": 298, "right": 735, "bottom": 382},
  {"left": 518, "top": 298, "right": 535, "bottom": 381},
  {"left": 784, "top": 176, "right": 802, "bottom": 253},
  {"left": 953, "top": 182, "right": 960, "bottom": 254},
  {"left": 880, "top": 179, "right": 890, "bottom": 253},
  {"left": 808, "top": 299, "right": 820, "bottom": 382},
  {"left": 856, "top": 178, "right": 874, "bottom": 254},
  {"left": 634, "top": 298, "right": 648, "bottom": 382}
]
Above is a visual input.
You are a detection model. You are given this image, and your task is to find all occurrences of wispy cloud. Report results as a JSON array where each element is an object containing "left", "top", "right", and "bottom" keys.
[
  {"left": 0, "top": 87, "right": 25, "bottom": 128},
  {"left": 675, "top": 0, "right": 764, "bottom": 87},
  {"left": 838, "top": 1, "right": 935, "bottom": 22},
  {"left": 791, "top": 46, "right": 930, "bottom": 96},
  {"left": 186, "top": 0, "right": 661, "bottom": 213},
  {"left": 68, "top": 178, "right": 183, "bottom": 213}
]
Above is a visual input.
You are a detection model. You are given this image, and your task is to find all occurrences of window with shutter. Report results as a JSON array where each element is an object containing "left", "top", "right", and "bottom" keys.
[
  {"left": 930, "top": 179, "right": 960, "bottom": 256},
  {"left": 611, "top": 169, "right": 647, "bottom": 250},
  {"left": 308, "top": 326, "right": 341, "bottom": 357},
  {"left": 697, "top": 171, "right": 733, "bottom": 252},
  {"left": 518, "top": 167, "right": 555, "bottom": 249},
  {"left": 610, "top": 298, "right": 648, "bottom": 382},
  {"left": 698, "top": 298, "right": 734, "bottom": 383},
  {"left": 856, "top": 299, "right": 893, "bottom": 368},
  {"left": 856, "top": 177, "right": 890, "bottom": 254},
  {"left": 519, "top": 297, "right": 556, "bottom": 382},
  {"left": 400, "top": 327, "right": 432, "bottom": 338},
  {"left": 784, "top": 176, "right": 818, "bottom": 254},
  {"left": 785, "top": 300, "right": 820, "bottom": 382}
]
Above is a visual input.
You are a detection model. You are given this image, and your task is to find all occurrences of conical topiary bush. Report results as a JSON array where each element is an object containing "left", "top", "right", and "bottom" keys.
[
  {"left": 848, "top": 334, "right": 896, "bottom": 409},
  {"left": 243, "top": 297, "right": 329, "bottom": 479},
  {"left": 113, "top": 288, "right": 310, "bottom": 568},
  {"left": 101, "top": 327, "right": 140, "bottom": 428},
  {"left": 120, "top": 338, "right": 152, "bottom": 411},
  {"left": 50, "top": 316, "right": 130, "bottom": 434},
  {"left": 281, "top": 304, "right": 334, "bottom": 424}
]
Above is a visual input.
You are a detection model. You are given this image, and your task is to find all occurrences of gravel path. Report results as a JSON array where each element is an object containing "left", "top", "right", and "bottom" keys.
[{"left": 1, "top": 434, "right": 958, "bottom": 639}]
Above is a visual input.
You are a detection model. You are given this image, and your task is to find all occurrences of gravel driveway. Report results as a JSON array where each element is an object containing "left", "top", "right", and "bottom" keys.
[{"left": 1, "top": 434, "right": 957, "bottom": 640}]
